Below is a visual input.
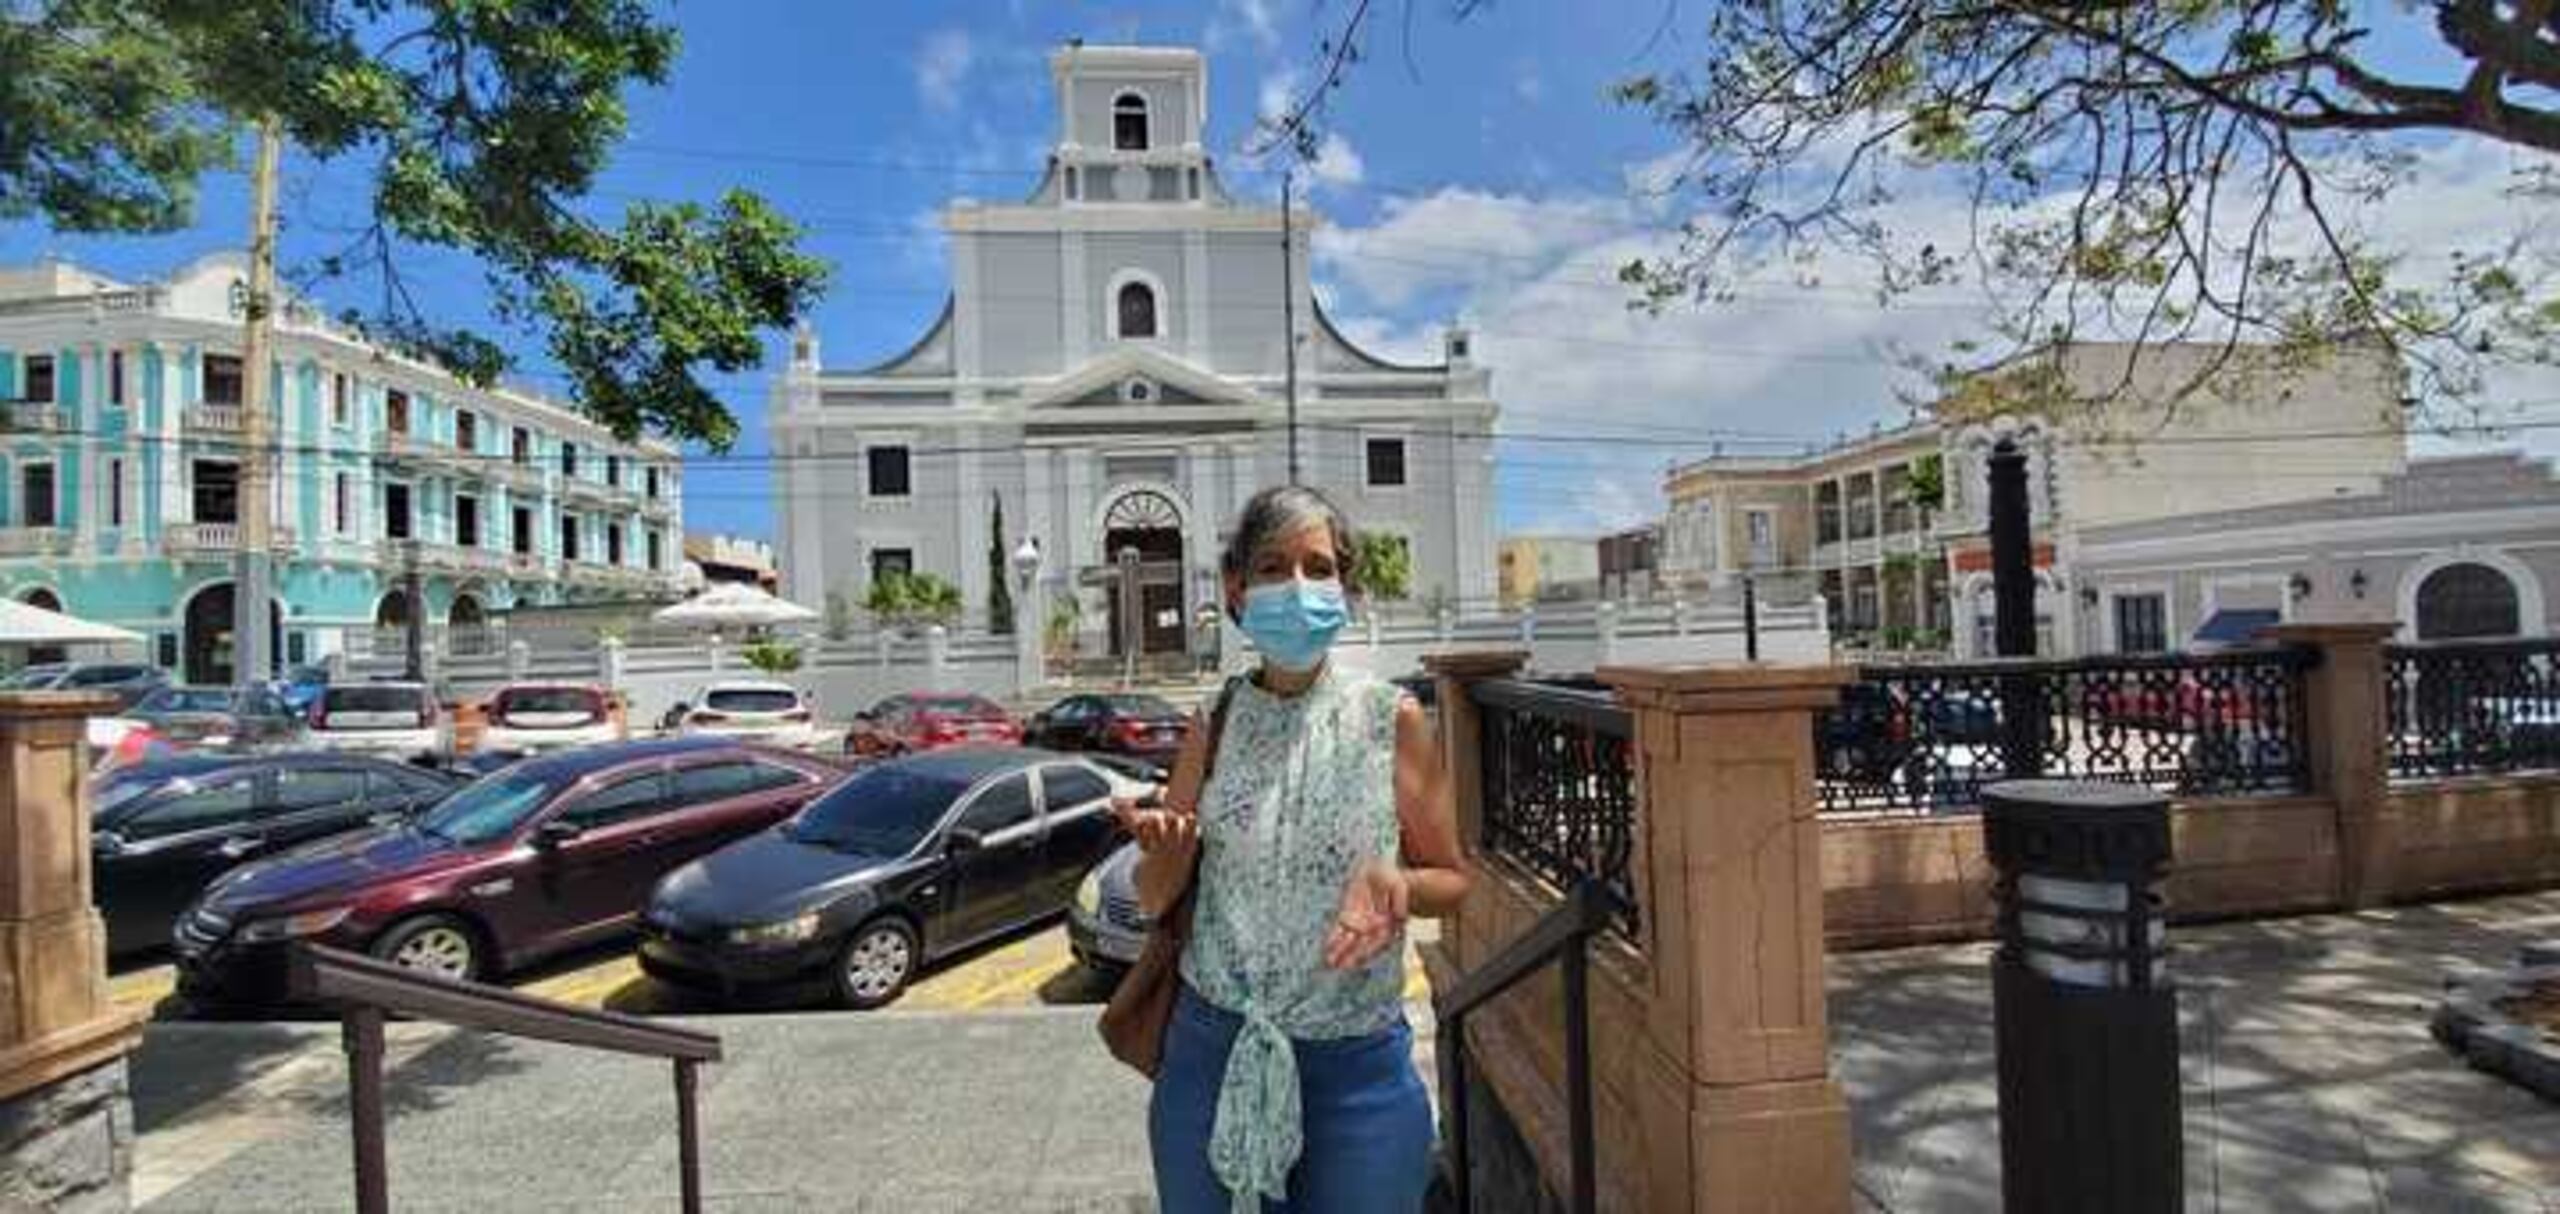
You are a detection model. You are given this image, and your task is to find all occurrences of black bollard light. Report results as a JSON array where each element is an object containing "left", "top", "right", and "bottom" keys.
[{"left": 1982, "top": 779, "right": 2181, "bottom": 1214}]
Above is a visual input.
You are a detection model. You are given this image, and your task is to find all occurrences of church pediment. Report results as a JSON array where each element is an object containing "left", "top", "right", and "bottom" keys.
[{"left": 1018, "top": 347, "right": 1270, "bottom": 411}]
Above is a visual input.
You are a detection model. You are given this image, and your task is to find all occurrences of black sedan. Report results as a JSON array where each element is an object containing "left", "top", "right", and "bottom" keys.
[
  {"left": 92, "top": 754, "right": 461, "bottom": 957},
  {"left": 638, "top": 748, "right": 1143, "bottom": 1009},
  {"left": 1023, "top": 693, "right": 1192, "bottom": 767},
  {"left": 116, "top": 684, "right": 306, "bottom": 753}
]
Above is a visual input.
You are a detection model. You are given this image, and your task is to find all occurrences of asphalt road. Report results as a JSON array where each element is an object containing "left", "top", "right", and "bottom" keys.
[{"left": 109, "top": 916, "right": 1436, "bottom": 1021}]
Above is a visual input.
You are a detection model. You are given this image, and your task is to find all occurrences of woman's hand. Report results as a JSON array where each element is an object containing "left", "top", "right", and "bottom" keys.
[
  {"left": 1323, "top": 858, "right": 1411, "bottom": 971},
  {"left": 1112, "top": 796, "right": 1201, "bottom": 859}
]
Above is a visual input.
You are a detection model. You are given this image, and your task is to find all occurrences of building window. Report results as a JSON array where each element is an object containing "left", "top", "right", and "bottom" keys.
[
  {"left": 456, "top": 495, "right": 480, "bottom": 548},
  {"left": 203, "top": 354, "right": 243, "bottom": 406},
  {"left": 21, "top": 355, "right": 54, "bottom": 404},
  {"left": 2415, "top": 562, "right": 2523, "bottom": 640},
  {"left": 332, "top": 473, "right": 350, "bottom": 535},
  {"left": 560, "top": 515, "right": 582, "bottom": 562},
  {"left": 870, "top": 548, "right": 914, "bottom": 583},
  {"left": 867, "top": 445, "right": 912, "bottom": 498},
  {"left": 512, "top": 426, "right": 532, "bottom": 465},
  {"left": 108, "top": 351, "right": 125, "bottom": 406},
  {"left": 382, "top": 483, "right": 412, "bottom": 540},
  {"left": 1112, "top": 92, "right": 1150, "bottom": 151},
  {"left": 1815, "top": 481, "right": 1843, "bottom": 546},
  {"left": 331, "top": 374, "right": 351, "bottom": 426},
  {"left": 606, "top": 454, "right": 622, "bottom": 488},
  {"left": 1745, "top": 509, "right": 1776, "bottom": 568},
  {"left": 606, "top": 523, "right": 625, "bottom": 565},
  {"left": 20, "top": 464, "right": 55, "bottom": 527},
  {"left": 455, "top": 410, "right": 478, "bottom": 454},
  {"left": 1364, "top": 437, "right": 1408, "bottom": 488},
  {"left": 511, "top": 506, "right": 533, "bottom": 555},
  {"left": 561, "top": 441, "right": 580, "bottom": 478},
  {"left": 385, "top": 388, "right": 411, "bottom": 435},
  {"left": 109, "top": 459, "right": 125, "bottom": 528},
  {"left": 2114, "top": 593, "right": 2168, "bottom": 654},
  {"left": 1114, "top": 281, "right": 1158, "bottom": 339},
  {"left": 645, "top": 466, "right": 661, "bottom": 499},
  {"left": 193, "top": 460, "right": 239, "bottom": 524},
  {"left": 645, "top": 528, "right": 663, "bottom": 571}
]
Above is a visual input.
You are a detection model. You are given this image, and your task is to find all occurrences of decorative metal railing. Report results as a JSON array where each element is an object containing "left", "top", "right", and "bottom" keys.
[
  {"left": 1816, "top": 647, "right": 2317, "bottom": 814},
  {"left": 2387, "top": 638, "right": 2560, "bottom": 779},
  {"left": 1473, "top": 678, "right": 1641, "bottom": 937}
]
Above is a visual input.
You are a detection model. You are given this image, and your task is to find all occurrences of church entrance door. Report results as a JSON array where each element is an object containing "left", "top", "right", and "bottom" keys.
[{"left": 1098, "top": 489, "right": 1188, "bottom": 658}]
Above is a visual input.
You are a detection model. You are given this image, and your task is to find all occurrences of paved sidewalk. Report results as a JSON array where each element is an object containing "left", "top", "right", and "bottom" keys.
[{"left": 129, "top": 893, "right": 2560, "bottom": 1211}]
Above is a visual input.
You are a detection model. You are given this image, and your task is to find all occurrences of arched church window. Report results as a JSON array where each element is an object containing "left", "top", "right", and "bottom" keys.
[
  {"left": 2415, "top": 561, "right": 2522, "bottom": 640},
  {"left": 1116, "top": 281, "right": 1158, "bottom": 339},
  {"left": 1113, "top": 93, "right": 1150, "bottom": 151}
]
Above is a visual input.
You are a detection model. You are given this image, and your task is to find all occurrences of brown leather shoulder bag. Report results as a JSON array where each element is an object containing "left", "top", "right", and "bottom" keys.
[{"left": 1097, "top": 679, "right": 1238, "bottom": 1078}]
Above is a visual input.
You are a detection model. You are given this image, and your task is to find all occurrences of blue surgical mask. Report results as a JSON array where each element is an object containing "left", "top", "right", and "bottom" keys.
[{"left": 1240, "top": 578, "right": 1348, "bottom": 671}]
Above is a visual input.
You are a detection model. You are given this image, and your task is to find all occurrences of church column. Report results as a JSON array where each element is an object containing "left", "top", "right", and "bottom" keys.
[
  {"left": 953, "top": 228, "right": 985, "bottom": 387},
  {"left": 1182, "top": 230, "right": 1210, "bottom": 366},
  {"left": 1184, "top": 446, "right": 1217, "bottom": 605},
  {"left": 1065, "top": 449, "right": 1096, "bottom": 572},
  {"left": 1023, "top": 446, "right": 1054, "bottom": 596},
  {"left": 956, "top": 426, "right": 989, "bottom": 629},
  {"left": 1453, "top": 425, "right": 1495, "bottom": 608},
  {"left": 1061, "top": 233, "right": 1090, "bottom": 367}
]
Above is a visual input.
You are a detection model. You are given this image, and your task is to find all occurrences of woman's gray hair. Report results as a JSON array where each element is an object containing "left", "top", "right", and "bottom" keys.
[{"left": 1220, "top": 485, "right": 1359, "bottom": 606}]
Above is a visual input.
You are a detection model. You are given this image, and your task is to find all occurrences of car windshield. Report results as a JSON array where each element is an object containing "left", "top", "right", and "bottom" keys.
[
  {"left": 413, "top": 773, "right": 557, "bottom": 846},
  {"left": 326, "top": 686, "right": 427, "bottom": 713},
  {"left": 706, "top": 688, "right": 799, "bottom": 714},
  {"left": 141, "top": 688, "right": 233, "bottom": 714},
  {"left": 919, "top": 695, "right": 1002, "bottom": 716},
  {"left": 1102, "top": 695, "right": 1177, "bottom": 718},
  {"left": 785, "top": 765, "right": 970, "bottom": 854},
  {"left": 495, "top": 688, "right": 600, "bottom": 719},
  {"left": 93, "top": 775, "right": 163, "bottom": 816}
]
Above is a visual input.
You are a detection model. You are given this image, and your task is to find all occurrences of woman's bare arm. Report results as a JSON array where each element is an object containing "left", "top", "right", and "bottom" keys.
[
  {"left": 1122, "top": 710, "right": 1212, "bottom": 918},
  {"left": 1392, "top": 695, "right": 1471, "bottom": 919}
]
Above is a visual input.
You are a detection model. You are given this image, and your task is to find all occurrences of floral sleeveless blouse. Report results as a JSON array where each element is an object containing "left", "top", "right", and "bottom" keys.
[{"left": 1180, "top": 662, "right": 1408, "bottom": 1210}]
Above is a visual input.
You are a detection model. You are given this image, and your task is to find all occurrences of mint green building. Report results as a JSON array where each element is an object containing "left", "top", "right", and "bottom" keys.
[{"left": 0, "top": 255, "right": 685, "bottom": 682}]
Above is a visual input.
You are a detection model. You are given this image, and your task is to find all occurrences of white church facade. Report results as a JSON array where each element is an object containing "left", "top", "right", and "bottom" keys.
[{"left": 770, "top": 43, "right": 1496, "bottom": 658}]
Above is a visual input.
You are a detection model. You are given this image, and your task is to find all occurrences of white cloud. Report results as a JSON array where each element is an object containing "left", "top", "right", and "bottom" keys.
[
  {"left": 915, "top": 29, "right": 975, "bottom": 112},
  {"left": 1208, "top": 0, "right": 1281, "bottom": 52},
  {"left": 1514, "top": 66, "right": 1545, "bottom": 104},
  {"left": 1257, "top": 68, "right": 1301, "bottom": 126},
  {"left": 1308, "top": 133, "right": 1365, "bottom": 190}
]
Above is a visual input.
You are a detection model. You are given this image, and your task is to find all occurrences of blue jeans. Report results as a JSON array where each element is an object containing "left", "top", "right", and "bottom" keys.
[{"left": 1149, "top": 985, "right": 1435, "bottom": 1213}]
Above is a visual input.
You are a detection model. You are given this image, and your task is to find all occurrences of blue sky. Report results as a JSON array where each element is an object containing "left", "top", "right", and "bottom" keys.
[{"left": 4, "top": 2, "right": 2552, "bottom": 545}]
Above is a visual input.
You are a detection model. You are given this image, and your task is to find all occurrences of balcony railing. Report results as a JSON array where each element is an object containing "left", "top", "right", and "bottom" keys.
[
  {"left": 0, "top": 526, "right": 75, "bottom": 558},
  {"left": 186, "top": 403, "right": 245, "bottom": 433},
  {"left": 2387, "top": 637, "right": 2560, "bottom": 780},
  {"left": 1815, "top": 647, "right": 2317, "bottom": 815},
  {"left": 507, "top": 550, "right": 550, "bottom": 578},
  {"left": 1473, "top": 678, "right": 1642, "bottom": 938},
  {"left": 3, "top": 403, "right": 66, "bottom": 432},
  {"left": 373, "top": 430, "right": 446, "bottom": 466},
  {"left": 164, "top": 521, "right": 297, "bottom": 556},
  {"left": 481, "top": 460, "right": 542, "bottom": 493}
]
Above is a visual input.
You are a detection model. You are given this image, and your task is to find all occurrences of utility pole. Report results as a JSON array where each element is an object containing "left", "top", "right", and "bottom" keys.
[
  {"left": 1280, "top": 169, "right": 1300, "bottom": 486},
  {"left": 235, "top": 118, "right": 283, "bottom": 688}
]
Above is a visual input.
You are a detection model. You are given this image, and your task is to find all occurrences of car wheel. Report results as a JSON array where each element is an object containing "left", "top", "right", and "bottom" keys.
[
  {"left": 371, "top": 914, "right": 484, "bottom": 983},
  {"left": 832, "top": 918, "right": 918, "bottom": 1010}
]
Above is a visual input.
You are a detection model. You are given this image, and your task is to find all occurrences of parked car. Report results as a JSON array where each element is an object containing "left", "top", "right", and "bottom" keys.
[
  {"left": 173, "top": 737, "right": 843, "bottom": 1008},
  {"left": 478, "top": 683, "right": 623, "bottom": 756},
  {"left": 676, "top": 680, "right": 821, "bottom": 751},
  {"left": 5, "top": 661, "right": 170, "bottom": 709},
  {"left": 1023, "top": 693, "right": 1189, "bottom": 767},
  {"left": 92, "top": 754, "right": 462, "bottom": 957},
  {"left": 101, "top": 684, "right": 305, "bottom": 755},
  {"left": 844, "top": 692, "right": 1022, "bottom": 760},
  {"left": 638, "top": 748, "right": 1139, "bottom": 1009},
  {"left": 306, "top": 681, "right": 448, "bottom": 763},
  {"left": 275, "top": 664, "right": 333, "bottom": 716},
  {"left": 1068, "top": 841, "right": 1151, "bottom": 973}
]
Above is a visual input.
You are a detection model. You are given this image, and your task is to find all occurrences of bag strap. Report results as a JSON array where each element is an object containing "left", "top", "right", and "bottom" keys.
[{"left": 1160, "top": 677, "right": 1241, "bottom": 923}]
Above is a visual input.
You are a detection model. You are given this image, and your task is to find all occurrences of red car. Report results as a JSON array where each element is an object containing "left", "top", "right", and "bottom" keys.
[
  {"left": 1022, "top": 692, "right": 1191, "bottom": 768},
  {"left": 172, "top": 736, "right": 842, "bottom": 1008},
  {"left": 846, "top": 693, "right": 1022, "bottom": 759}
]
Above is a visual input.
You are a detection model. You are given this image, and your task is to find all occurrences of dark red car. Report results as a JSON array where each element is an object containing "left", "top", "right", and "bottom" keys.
[
  {"left": 845, "top": 693, "right": 1022, "bottom": 760},
  {"left": 172, "top": 737, "right": 842, "bottom": 1008},
  {"left": 1022, "top": 693, "right": 1191, "bottom": 768}
]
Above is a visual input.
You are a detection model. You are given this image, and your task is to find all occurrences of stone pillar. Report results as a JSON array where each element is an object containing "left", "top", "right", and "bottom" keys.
[
  {"left": 1598, "top": 663, "right": 1856, "bottom": 1214},
  {"left": 506, "top": 638, "right": 531, "bottom": 682},
  {"left": 925, "top": 624, "right": 951, "bottom": 683},
  {"left": 597, "top": 636, "right": 625, "bottom": 691},
  {"left": 1421, "top": 650, "right": 1530, "bottom": 962},
  {"left": 0, "top": 692, "right": 147, "bottom": 1214},
  {"left": 2265, "top": 622, "right": 2398, "bottom": 909},
  {"left": 1595, "top": 601, "right": 1620, "bottom": 665}
]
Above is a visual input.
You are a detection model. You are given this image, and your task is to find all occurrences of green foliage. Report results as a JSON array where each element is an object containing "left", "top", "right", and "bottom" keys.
[
  {"left": 864, "top": 572, "right": 962, "bottom": 629},
  {"left": 0, "top": 0, "right": 827, "bottom": 448},
  {"left": 1044, "top": 593, "right": 1081, "bottom": 652},
  {"left": 1906, "top": 453, "right": 1946, "bottom": 513},
  {"left": 986, "top": 494, "right": 1014, "bottom": 635},
  {"left": 739, "top": 639, "right": 801, "bottom": 676},
  {"left": 1349, "top": 533, "right": 1414, "bottom": 602}
]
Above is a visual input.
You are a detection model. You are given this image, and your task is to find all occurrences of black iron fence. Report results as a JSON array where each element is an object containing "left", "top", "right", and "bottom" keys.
[
  {"left": 1816, "top": 647, "right": 2317, "bottom": 814},
  {"left": 2387, "top": 637, "right": 2560, "bottom": 779},
  {"left": 1473, "top": 678, "right": 1642, "bottom": 938}
]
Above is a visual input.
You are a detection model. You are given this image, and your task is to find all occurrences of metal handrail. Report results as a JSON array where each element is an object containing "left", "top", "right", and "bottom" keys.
[
  {"left": 1435, "top": 878, "right": 1613, "bottom": 1214},
  {"left": 286, "top": 945, "right": 722, "bottom": 1214}
]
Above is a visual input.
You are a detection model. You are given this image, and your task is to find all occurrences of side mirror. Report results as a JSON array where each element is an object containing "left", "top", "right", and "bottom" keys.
[
  {"left": 93, "top": 831, "right": 126, "bottom": 857},
  {"left": 534, "top": 819, "right": 585, "bottom": 849},
  {"left": 945, "top": 828, "right": 985, "bottom": 855}
]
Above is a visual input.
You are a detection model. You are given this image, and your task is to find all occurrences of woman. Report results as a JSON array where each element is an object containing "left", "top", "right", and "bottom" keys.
[{"left": 1117, "top": 485, "right": 1472, "bottom": 1213}]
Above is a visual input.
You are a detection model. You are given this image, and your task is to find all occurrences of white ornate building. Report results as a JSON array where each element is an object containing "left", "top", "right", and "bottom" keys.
[{"left": 769, "top": 44, "right": 1496, "bottom": 657}]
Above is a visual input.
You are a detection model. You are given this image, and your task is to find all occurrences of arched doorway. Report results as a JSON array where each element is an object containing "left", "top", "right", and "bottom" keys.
[
  {"left": 182, "top": 583, "right": 284, "bottom": 684},
  {"left": 20, "top": 588, "right": 66, "bottom": 666},
  {"left": 448, "top": 590, "right": 490, "bottom": 656},
  {"left": 1099, "top": 488, "right": 1187, "bottom": 657},
  {"left": 2416, "top": 562, "right": 2522, "bottom": 640}
]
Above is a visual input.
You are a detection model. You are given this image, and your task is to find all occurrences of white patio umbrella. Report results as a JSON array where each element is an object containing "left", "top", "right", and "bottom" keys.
[
  {"left": 651, "top": 582, "right": 821, "bottom": 630},
  {"left": 0, "top": 597, "right": 143, "bottom": 646}
]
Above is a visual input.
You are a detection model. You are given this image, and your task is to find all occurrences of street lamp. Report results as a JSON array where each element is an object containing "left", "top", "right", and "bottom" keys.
[
  {"left": 1010, "top": 537, "right": 1043, "bottom": 693},
  {"left": 1011, "top": 536, "right": 1043, "bottom": 594}
]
